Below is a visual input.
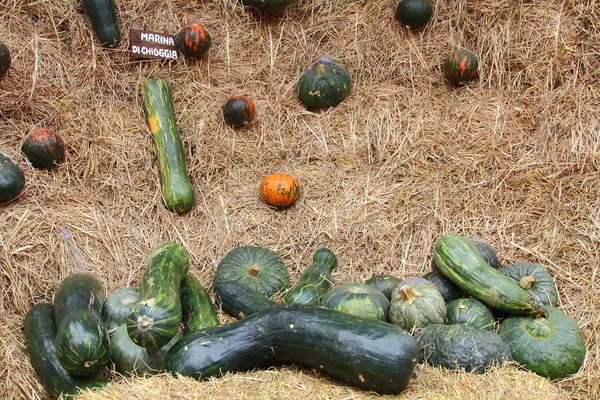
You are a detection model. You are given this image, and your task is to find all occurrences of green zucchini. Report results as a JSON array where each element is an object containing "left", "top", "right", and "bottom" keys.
[
  {"left": 214, "top": 280, "right": 277, "bottom": 319},
  {"left": 53, "top": 273, "right": 110, "bottom": 377},
  {"left": 181, "top": 275, "right": 220, "bottom": 335},
  {"left": 283, "top": 248, "right": 337, "bottom": 305},
  {"left": 82, "top": 0, "right": 120, "bottom": 48},
  {"left": 24, "top": 303, "right": 106, "bottom": 399},
  {"left": 164, "top": 303, "right": 419, "bottom": 395},
  {"left": 141, "top": 77, "right": 195, "bottom": 214},
  {"left": 433, "top": 234, "right": 542, "bottom": 316},
  {"left": 127, "top": 242, "right": 189, "bottom": 349}
]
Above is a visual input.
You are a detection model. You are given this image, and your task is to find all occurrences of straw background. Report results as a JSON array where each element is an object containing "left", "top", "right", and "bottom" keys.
[{"left": 0, "top": 0, "right": 598, "bottom": 399}]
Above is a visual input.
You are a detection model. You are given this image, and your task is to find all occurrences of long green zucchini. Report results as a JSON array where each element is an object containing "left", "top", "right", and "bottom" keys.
[
  {"left": 141, "top": 77, "right": 195, "bottom": 214},
  {"left": 214, "top": 280, "right": 278, "bottom": 319},
  {"left": 433, "top": 234, "right": 542, "bottom": 316},
  {"left": 82, "top": 0, "right": 120, "bottom": 48}
]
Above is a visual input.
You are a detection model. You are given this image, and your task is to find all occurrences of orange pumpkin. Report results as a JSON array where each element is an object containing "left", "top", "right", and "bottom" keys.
[
  {"left": 174, "top": 24, "right": 212, "bottom": 58},
  {"left": 259, "top": 173, "right": 300, "bottom": 208}
]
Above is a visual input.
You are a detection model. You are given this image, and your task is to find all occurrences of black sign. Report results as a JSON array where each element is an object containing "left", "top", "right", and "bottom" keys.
[{"left": 130, "top": 29, "right": 178, "bottom": 60}]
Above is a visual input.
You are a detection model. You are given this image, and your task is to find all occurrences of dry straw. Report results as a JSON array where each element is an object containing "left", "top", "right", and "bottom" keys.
[{"left": 0, "top": 0, "right": 598, "bottom": 399}]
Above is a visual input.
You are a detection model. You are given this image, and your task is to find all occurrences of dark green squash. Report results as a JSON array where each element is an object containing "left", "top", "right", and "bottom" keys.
[
  {"left": 127, "top": 242, "right": 189, "bottom": 349},
  {"left": 395, "top": 0, "right": 433, "bottom": 30},
  {"left": 164, "top": 303, "right": 419, "bottom": 395},
  {"left": 446, "top": 298, "right": 495, "bottom": 331},
  {"left": 389, "top": 278, "right": 446, "bottom": 332},
  {"left": 365, "top": 274, "right": 401, "bottom": 300},
  {"left": 431, "top": 238, "right": 499, "bottom": 271},
  {"left": 53, "top": 272, "right": 110, "bottom": 377},
  {"left": 24, "top": 303, "right": 106, "bottom": 399},
  {"left": 214, "top": 280, "right": 278, "bottom": 319},
  {"left": 213, "top": 246, "right": 290, "bottom": 297},
  {"left": 141, "top": 77, "right": 195, "bottom": 214},
  {"left": 241, "top": 0, "right": 293, "bottom": 12},
  {"left": 499, "top": 262, "right": 558, "bottom": 307},
  {"left": 443, "top": 48, "right": 479, "bottom": 85},
  {"left": 433, "top": 234, "right": 541, "bottom": 315},
  {"left": 82, "top": 0, "right": 120, "bottom": 48},
  {"left": 181, "top": 275, "right": 220, "bottom": 335},
  {"left": 321, "top": 283, "right": 390, "bottom": 321},
  {"left": 222, "top": 96, "right": 255, "bottom": 128},
  {"left": 0, "top": 42, "right": 11, "bottom": 76},
  {"left": 423, "top": 269, "right": 464, "bottom": 303},
  {"left": 21, "top": 128, "right": 65, "bottom": 169},
  {"left": 101, "top": 287, "right": 139, "bottom": 331},
  {"left": 498, "top": 306, "right": 585, "bottom": 380},
  {"left": 0, "top": 152, "right": 25, "bottom": 203},
  {"left": 297, "top": 56, "right": 352, "bottom": 109},
  {"left": 283, "top": 248, "right": 337, "bottom": 305},
  {"left": 416, "top": 323, "right": 512, "bottom": 373}
]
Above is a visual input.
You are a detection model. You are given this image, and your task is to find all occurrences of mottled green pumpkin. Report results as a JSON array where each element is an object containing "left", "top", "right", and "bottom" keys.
[
  {"left": 298, "top": 56, "right": 352, "bottom": 109},
  {"left": 222, "top": 96, "right": 256, "bottom": 128},
  {"left": 395, "top": 0, "right": 433, "bottom": 30},
  {"left": 321, "top": 283, "right": 390, "bottom": 321},
  {"left": 365, "top": 274, "right": 402, "bottom": 300},
  {"left": 499, "top": 262, "right": 558, "bottom": 307},
  {"left": 446, "top": 298, "right": 495, "bottom": 331},
  {"left": 174, "top": 25, "right": 212, "bottom": 58},
  {"left": 21, "top": 128, "right": 66, "bottom": 168},
  {"left": 389, "top": 278, "right": 446, "bottom": 332},
  {"left": 443, "top": 48, "right": 479, "bottom": 85},
  {"left": 0, "top": 42, "right": 11, "bottom": 76},
  {"left": 0, "top": 152, "right": 25, "bottom": 203}
]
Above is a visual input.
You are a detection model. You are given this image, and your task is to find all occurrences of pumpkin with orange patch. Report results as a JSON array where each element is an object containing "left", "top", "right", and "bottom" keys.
[
  {"left": 21, "top": 128, "right": 66, "bottom": 168},
  {"left": 443, "top": 48, "right": 478, "bottom": 85},
  {"left": 259, "top": 173, "right": 300, "bottom": 208},
  {"left": 174, "top": 24, "right": 212, "bottom": 58},
  {"left": 222, "top": 96, "right": 256, "bottom": 128}
]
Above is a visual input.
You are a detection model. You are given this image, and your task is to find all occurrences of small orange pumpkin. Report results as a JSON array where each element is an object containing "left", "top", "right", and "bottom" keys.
[
  {"left": 259, "top": 173, "right": 300, "bottom": 208},
  {"left": 174, "top": 24, "right": 212, "bottom": 58}
]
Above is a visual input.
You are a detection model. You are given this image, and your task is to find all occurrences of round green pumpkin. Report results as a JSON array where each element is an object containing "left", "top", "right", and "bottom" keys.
[
  {"left": 21, "top": 128, "right": 66, "bottom": 168},
  {"left": 0, "top": 152, "right": 25, "bottom": 203},
  {"left": 389, "top": 278, "right": 446, "bottom": 332},
  {"left": 321, "top": 283, "right": 390, "bottom": 321},
  {"left": 0, "top": 42, "right": 10, "bottom": 76},
  {"left": 446, "top": 298, "right": 495, "bottom": 331},
  {"left": 498, "top": 306, "right": 585, "bottom": 380},
  {"left": 395, "top": 0, "right": 433, "bottom": 30},
  {"left": 423, "top": 269, "right": 464, "bottom": 303},
  {"left": 222, "top": 96, "right": 256, "bottom": 128},
  {"left": 499, "top": 262, "right": 557, "bottom": 307},
  {"left": 365, "top": 274, "right": 402, "bottom": 300},
  {"left": 443, "top": 48, "right": 479, "bottom": 85},
  {"left": 213, "top": 246, "right": 290, "bottom": 297},
  {"left": 297, "top": 56, "right": 352, "bottom": 109},
  {"left": 101, "top": 287, "right": 140, "bottom": 331}
]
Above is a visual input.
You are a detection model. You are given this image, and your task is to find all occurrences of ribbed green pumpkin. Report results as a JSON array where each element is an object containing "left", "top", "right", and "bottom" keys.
[
  {"left": 498, "top": 306, "right": 585, "bottom": 380},
  {"left": 499, "top": 262, "right": 558, "bottom": 307},
  {"left": 0, "top": 152, "right": 25, "bottom": 203},
  {"left": 298, "top": 56, "right": 352, "bottom": 109},
  {"left": 423, "top": 269, "right": 464, "bottom": 303},
  {"left": 127, "top": 242, "right": 189, "bottom": 349},
  {"left": 389, "top": 278, "right": 446, "bottom": 332},
  {"left": 365, "top": 274, "right": 402, "bottom": 300},
  {"left": 102, "top": 287, "right": 139, "bottom": 331},
  {"left": 181, "top": 275, "right": 220, "bottom": 335},
  {"left": 283, "top": 248, "right": 337, "bottom": 305},
  {"left": 213, "top": 246, "right": 290, "bottom": 297},
  {"left": 446, "top": 298, "right": 495, "bottom": 331},
  {"left": 321, "top": 283, "right": 390, "bottom": 321},
  {"left": 141, "top": 78, "right": 195, "bottom": 214}
]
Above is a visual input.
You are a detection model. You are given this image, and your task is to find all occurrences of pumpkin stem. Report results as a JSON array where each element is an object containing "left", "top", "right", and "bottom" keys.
[
  {"left": 247, "top": 265, "right": 260, "bottom": 277},
  {"left": 137, "top": 315, "right": 154, "bottom": 333},
  {"left": 399, "top": 286, "right": 420, "bottom": 305},
  {"left": 519, "top": 275, "right": 535, "bottom": 290}
]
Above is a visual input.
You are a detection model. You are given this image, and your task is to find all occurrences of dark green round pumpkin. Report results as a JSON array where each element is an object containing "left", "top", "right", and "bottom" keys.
[
  {"left": 423, "top": 269, "right": 464, "bottom": 303},
  {"left": 0, "top": 42, "right": 10, "bottom": 76},
  {"left": 0, "top": 152, "right": 25, "bottom": 203},
  {"left": 446, "top": 298, "right": 495, "bottom": 331},
  {"left": 242, "top": 0, "right": 293, "bottom": 12},
  {"left": 365, "top": 274, "right": 402, "bottom": 300},
  {"left": 213, "top": 246, "right": 290, "bottom": 297},
  {"left": 443, "top": 48, "right": 479, "bottom": 85},
  {"left": 498, "top": 306, "right": 585, "bottom": 380},
  {"left": 297, "top": 56, "right": 352, "bottom": 109},
  {"left": 101, "top": 287, "right": 139, "bottom": 331},
  {"left": 21, "top": 128, "right": 66, "bottom": 169},
  {"left": 395, "top": 0, "right": 433, "bottom": 30},
  {"left": 222, "top": 96, "right": 256, "bottom": 128},
  {"left": 321, "top": 283, "right": 390, "bottom": 321},
  {"left": 499, "top": 262, "right": 557, "bottom": 307},
  {"left": 389, "top": 278, "right": 446, "bottom": 332},
  {"left": 174, "top": 24, "right": 212, "bottom": 58}
]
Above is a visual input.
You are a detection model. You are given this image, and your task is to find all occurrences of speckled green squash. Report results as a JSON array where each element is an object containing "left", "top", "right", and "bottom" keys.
[
  {"left": 242, "top": 0, "right": 293, "bottom": 12},
  {"left": 181, "top": 275, "right": 220, "bottom": 335},
  {"left": 446, "top": 298, "right": 495, "bottom": 331},
  {"left": 416, "top": 323, "right": 512, "bottom": 373},
  {"left": 298, "top": 56, "right": 352, "bottom": 109},
  {"left": 83, "top": 0, "right": 121, "bottom": 48},
  {"left": 141, "top": 78, "right": 195, "bottom": 214},
  {"left": 498, "top": 306, "right": 585, "bottom": 380},
  {"left": 389, "top": 278, "right": 446, "bottom": 332},
  {"left": 499, "top": 262, "right": 558, "bottom": 307},
  {"left": 214, "top": 280, "right": 278, "bottom": 319},
  {"left": 365, "top": 274, "right": 402, "bottom": 300},
  {"left": 321, "top": 283, "right": 390, "bottom": 321},
  {"left": 0, "top": 152, "right": 25, "bottom": 203},
  {"left": 283, "top": 248, "right": 337, "bottom": 305},
  {"left": 431, "top": 238, "right": 499, "bottom": 270}
]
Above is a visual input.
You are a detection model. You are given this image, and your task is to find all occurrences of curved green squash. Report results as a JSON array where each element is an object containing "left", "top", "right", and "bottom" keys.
[
  {"left": 395, "top": 0, "right": 433, "bottom": 30},
  {"left": 446, "top": 298, "right": 495, "bottom": 331},
  {"left": 141, "top": 78, "right": 195, "bottom": 214},
  {"left": 24, "top": 303, "right": 106, "bottom": 399},
  {"left": 321, "top": 283, "right": 390, "bottom": 321},
  {"left": 53, "top": 273, "right": 110, "bottom": 377},
  {"left": 423, "top": 269, "right": 464, "bottom": 303},
  {"left": 298, "top": 56, "right": 352, "bottom": 109},
  {"left": 214, "top": 280, "right": 278, "bottom": 319},
  {"left": 102, "top": 287, "right": 139, "bottom": 331},
  {"left": 181, "top": 275, "right": 220, "bottom": 335},
  {"left": 416, "top": 323, "right": 512, "bottom": 373},
  {"left": 242, "top": 0, "right": 293, "bottom": 12},
  {"left": 389, "top": 278, "right": 446, "bottom": 332},
  {"left": 0, "top": 152, "right": 25, "bottom": 203},
  {"left": 83, "top": 0, "right": 120, "bottom": 48},
  {"left": 498, "top": 306, "right": 585, "bottom": 380},
  {"left": 164, "top": 303, "right": 419, "bottom": 395},
  {"left": 127, "top": 242, "right": 189, "bottom": 349},
  {"left": 213, "top": 246, "right": 290, "bottom": 297},
  {"left": 499, "top": 262, "right": 557, "bottom": 307},
  {"left": 433, "top": 234, "right": 541, "bottom": 315},
  {"left": 365, "top": 274, "right": 402, "bottom": 300},
  {"left": 283, "top": 248, "right": 337, "bottom": 305},
  {"left": 0, "top": 42, "right": 11, "bottom": 76}
]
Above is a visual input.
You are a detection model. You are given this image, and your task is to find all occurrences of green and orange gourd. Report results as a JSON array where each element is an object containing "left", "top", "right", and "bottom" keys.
[
  {"left": 21, "top": 128, "right": 66, "bottom": 169},
  {"left": 222, "top": 96, "right": 256, "bottom": 128},
  {"left": 259, "top": 173, "right": 300, "bottom": 208},
  {"left": 174, "top": 24, "right": 212, "bottom": 58},
  {"left": 443, "top": 48, "right": 479, "bottom": 85}
]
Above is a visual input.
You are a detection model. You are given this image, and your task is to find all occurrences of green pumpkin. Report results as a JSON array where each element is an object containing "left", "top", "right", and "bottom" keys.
[
  {"left": 101, "top": 287, "right": 139, "bottom": 331},
  {"left": 297, "top": 56, "right": 352, "bottom": 109},
  {"left": 498, "top": 306, "right": 585, "bottom": 380},
  {"left": 423, "top": 269, "right": 464, "bottom": 303},
  {"left": 365, "top": 274, "right": 402, "bottom": 300},
  {"left": 312, "top": 247, "right": 338, "bottom": 270},
  {"left": 0, "top": 42, "right": 10, "bottom": 76},
  {"left": 443, "top": 48, "right": 479, "bottom": 85},
  {"left": 389, "top": 278, "right": 446, "bottom": 332},
  {"left": 446, "top": 298, "right": 495, "bottom": 331},
  {"left": 395, "top": 0, "right": 433, "bottom": 30},
  {"left": 0, "top": 152, "right": 25, "bottom": 203},
  {"left": 213, "top": 246, "right": 290, "bottom": 297},
  {"left": 499, "top": 262, "right": 557, "bottom": 307},
  {"left": 321, "top": 283, "right": 390, "bottom": 321}
]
